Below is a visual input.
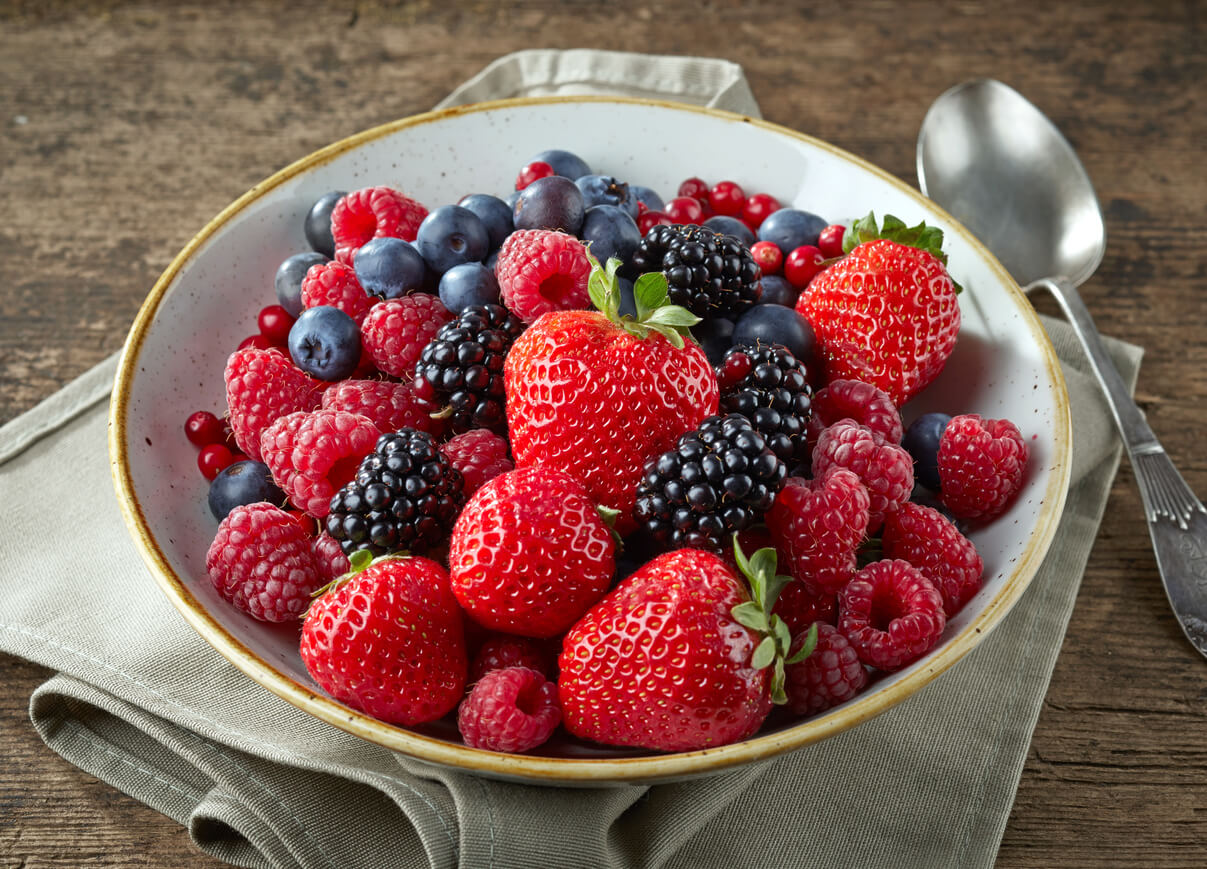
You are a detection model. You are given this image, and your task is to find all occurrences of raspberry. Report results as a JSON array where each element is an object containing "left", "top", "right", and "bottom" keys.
[
  {"left": 321, "top": 378, "right": 445, "bottom": 439},
  {"left": 205, "top": 502, "right": 324, "bottom": 622},
  {"left": 883, "top": 502, "right": 984, "bottom": 617},
  {"left": 807, "top": 378, "right": 903, "bottom": 449},
  {"left": 259, "top": 409, "right": 382, "bottom": 518},
  {"left": 440, "top": 429, "right": 513, "bottom": 497},
  {"left": 330, "top": 185, "right": 429, "bottom": 265},
  {"left": 812, "top": 419, "right": 913, "bottom": 533},
  {"left": 494, "top": 229, "right": 592, "bottom": 324},
  {"left": 468, "top": 635, "right": 551, "bottom": 683},
  {"left": 784, "top": 623, "right": 868, "bottom": 716},
  {"left": 312, "top": 532, "right": 351, "bottom": 582},
  {"left": 359, "top": 294, "right": 455, "bottom": 379},
  {"left": 300, "top": 260, "right": 375, "bottom": 325},
  {"left": 938, "top": 414, "right": 1029, "bottom": 522},
  {"left": 773, "top": 581, "right": 838, "bottom": 636},
  {"left": 224, "top": 347, "right": 322, "bottom": 463},
  {"left": 765, "top": 469, "right": 870, "bottom": 596},
  {"left": 457, "top": 667, "right": 562, "bottom": 753},
  {"left": 838, "top": 559, "right": 946, "bottom": 671}
]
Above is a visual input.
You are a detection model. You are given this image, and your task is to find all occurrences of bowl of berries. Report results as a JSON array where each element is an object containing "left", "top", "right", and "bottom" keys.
[{"left": 110, "top": 96, "right": 1071, "bottom": 784}]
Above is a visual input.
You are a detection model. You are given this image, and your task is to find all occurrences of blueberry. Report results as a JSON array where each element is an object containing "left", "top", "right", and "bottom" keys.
[
  {"left": 530, "top": 148, "right": 591, "bottom": 180},
  {"left": 758, "top": 208, "right": 828, "bottom": 255},
  {"left": 575, "top": 175, "right": 639, "bottom": 219},
  {"left": 581, "top": 204, "right": 641, "bottom": 269},
  {"left": 458, "top": 193, "right": 514, "bottom": 252},
  {"left": 617, "top": 277, "right": 637, "bottom": 318},
  {"left": 274, "top": 251, "right": 328, "bottom": 317},
  {"left": 702, "top": 215, "right": 756, "bottom": 247},
  {"left": 505, "top": 189, "right": 521, "bottom": 212},
  {"left": 208, "top": 460, "right": 287, "bottom": 521},
  {"left": 757, "top": 274, "right": 799, "bottom": 307},
  {"left": 732, "top": 305, "right": 816, "bottom": 362},
  {"left": 304, "top": 190, "right": 345, "bottom": 258},
  {"left": 692, "top": 317, "right": 736, "bottom": 366},
  {"left": 416, "top": 205, "right": 490, "bottom": 275},
  {"left": 630, "top": 185, "right": 665, "bottom": 213},
  {"left": 287, "top": 305, "right": 362, "bottom": 381},
  {"left": 513, "top": 175, "right": 585, "bottom": 235},
  {"left": 353, "top": 237, "right": 426, "bottom": 300},
  {"left": 439, "top": 262, "right": 501, "bottom": 313},
  {"left": 903, "top": 412, "right": 953, "bottom": 492}
]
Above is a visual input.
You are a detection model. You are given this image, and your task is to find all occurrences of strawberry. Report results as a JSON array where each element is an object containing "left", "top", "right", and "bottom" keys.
[
  {"left": 796, "top": 213, "right": 962, "bottom": 406},
  {"left": 504, "top": 256, "right": 718, "bottom": 533},
  {"left": 300, "top": 553, "right": 467, "bottom": 726}
]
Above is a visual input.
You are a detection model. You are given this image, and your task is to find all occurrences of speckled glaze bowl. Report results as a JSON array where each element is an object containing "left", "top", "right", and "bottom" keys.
[{"left": 109, "top": 97, "right": 1071, "bottom": 785}]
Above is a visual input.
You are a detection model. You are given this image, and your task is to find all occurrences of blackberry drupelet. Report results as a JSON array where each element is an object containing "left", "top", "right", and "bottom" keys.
[
  {"left": 413, "top": 304, "right": 525, "bottom": 433},
  {"left": 325, "top": 429, "right": 464, "bottom": 557},
  {"left": 717, "top": 342, "right": 814, "bottom": 465},
  {"left": 630, "top": 224, "right": 762, "bottom": 319},
  {"left": 634, "top": 414, "right": 787, "bottom": 552}
]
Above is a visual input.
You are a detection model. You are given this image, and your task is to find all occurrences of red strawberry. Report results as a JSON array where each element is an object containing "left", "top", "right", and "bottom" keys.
[
  {"left": 504, "top": 257, "right": 718, "bottom": 532},
  {"left": 797, "top": 213, "right": 961, "bottom": 406},
  {"left": 224, "top": 346, "right": 323, "bottom": 462},
  {"left": 300, "top": 554, "right": 467, "bottom": 726}
]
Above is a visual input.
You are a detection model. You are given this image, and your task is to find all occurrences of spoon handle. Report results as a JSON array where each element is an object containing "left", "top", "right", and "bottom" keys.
[{"left": 1030, "top": 277, "right": 1207, "bottom": 656}]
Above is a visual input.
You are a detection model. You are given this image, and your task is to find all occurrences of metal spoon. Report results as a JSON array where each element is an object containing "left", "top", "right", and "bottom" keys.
[{"left": 917, "top": 78, "right": 1207, "bottom": 658}]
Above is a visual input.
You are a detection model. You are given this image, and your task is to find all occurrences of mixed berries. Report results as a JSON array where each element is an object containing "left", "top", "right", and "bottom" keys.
[{"left": 185, "top": 150, "right": 1033, "bottom": 758}]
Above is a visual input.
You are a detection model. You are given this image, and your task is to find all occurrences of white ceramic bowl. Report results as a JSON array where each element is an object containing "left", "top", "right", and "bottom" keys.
[{"left": 110, "top": 97, "right": 1071, "bottom": 785}]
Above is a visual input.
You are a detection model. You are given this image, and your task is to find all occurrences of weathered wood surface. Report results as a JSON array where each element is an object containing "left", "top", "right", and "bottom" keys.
[{"left": 1, "top": 1, "right": 1204, "bottom": 865}]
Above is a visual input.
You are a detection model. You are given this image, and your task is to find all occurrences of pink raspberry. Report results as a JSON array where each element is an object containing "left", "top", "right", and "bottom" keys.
[
  {"left": 494, "top": 229, "right": 592, "bottom": 323},
  {"left": 224, "top": 347, "right": 322, "bottom": 462},
  {"left": 330, "top": 186, "right": 429, "bottom": 265},
  {"left": 772, "top": 581, "right": 838, "bottom": 636},
  {"left": 883, "top": 502, "right": 984, "bottom": 617},
  {"left": 812, "top": 419, "right": 913, "bottom": 533},
  {"left": 784, "top": 623, "right": 868, "bottom": 716},
  {"left": 468, "top": 635, "right": 552, "bottom": 683},
  {"left": 838, "top": 559, "right": 946, "bottom": 671},
  {"left": 321, "top": 378, "right": 446, "bottom": 439},
  {"left": 457, "top": 666, "right": 562, "bottom": 753},
  {"left": 440, "top": 429, "right": 513, "bottom": 497},
  {"left": 206, "top": 502, "right": 324, "bottom": 622},
  {"left": 938, "top": 414, "right": 1029, "bottom": 522},
  {"left": 360, "top": 294, "right": 454, "bottom": 379},
  {"left": 312, "top": 532, "right": 351, "bottom": 583},
  {"left": 765, "top": 468, "right": 870, "bottom": 596},
  {"left": 300, "top": 260, "right": 375, "bottom": 324},
  {"left": 259, "top": 409, "right": 381, "bottom": 517},
  {"left": 807, "top": 378, "right": 903, "bottom": 449}
]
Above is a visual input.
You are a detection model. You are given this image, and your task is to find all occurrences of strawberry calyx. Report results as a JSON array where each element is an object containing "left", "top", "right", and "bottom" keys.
[
  {"left": 730, "top": 536, "right": 819, "bottom": 705},
  {"left": 842, "top": 211, "right": 963, "bottom": 293},
  {"left": 586, "top": 252, "right": 701, "bottom": 349},
  {"left": 307, "top": 549, "right": 393, "bottom": 603}
]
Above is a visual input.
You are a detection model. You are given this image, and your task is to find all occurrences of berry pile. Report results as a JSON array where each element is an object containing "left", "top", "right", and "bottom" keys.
[{"left": 189, "top": 150, "right": 1032, "bottom": 758}]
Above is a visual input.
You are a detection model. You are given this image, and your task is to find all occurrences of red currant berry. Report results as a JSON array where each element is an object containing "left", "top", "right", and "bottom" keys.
[
  {"left": 515, "top": 160, "right": 554, "bottom": 191},
  {"left": 818, "top": 224, "right": 846, "bottom": 258},
  {"left": 741, "top": 193, "right": 781, "bottom": 231},
  {"left": 198, "top": 443, "right": 236, "bottom": 480},
  {"left": 665, "top": 196, "right": 705, "bottom": 224},
  {"left": 749, "top": 240, "right": 783, "bottom": 275},
  {"left": 257, "top": 304, "right": 295, "bottom": 346},
  {"left": 677, "top": 177, "right": 709, "bottom": 202},
  {"left": 184, "top": 410, "right": 225, "bottom": 448},
  {"left": 784, "top": 244, "right": 826, "bottom": 289},
  {"left": 637, "top": 210, "right": 674, "bottom": 234},
  {"left": 237, "top": 333, "right": 272, "bottom": 351},
  {"left": 708, "top": 180, "right": 746, "bottom": 217},
  {"left": 636, "top": 200, "right": 649, "bottom": 215}
]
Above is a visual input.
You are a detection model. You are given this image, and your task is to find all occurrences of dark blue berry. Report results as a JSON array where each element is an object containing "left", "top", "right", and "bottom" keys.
[
  {"left": 439, "top": 262, "right": 501, "bottom": 313},
  {"left": 757, "top": 208, "right": 828, "bottom": 255},
  {"left": 903, "top": 412, "right": 953, "bottom": 492},
  {"left": 304, "top": 191, "right": 345, "bottom": 258},
  {"left": 693, "top": 317, "right": 735, "bottom": 366},
  {"left": 732, "top": 304, "right": 816, "bottom": 362},
  {"left": 505, "top": 189, "right": 521, "bottom": 212},
  {"left": 617, "top": 277, "right": 637, "bottom": 318},
  {"left": 530, "top": 148, "right": 591, "bottom": 180},
  {"left": 208, "top": 460, "right": 287, "bottom": 521},
  {"left": 416, "top": 205, "right": 490, "bottom": 275},
  {"left": 353, "top": 237, "right": 426, "bottom": 300},
  {"left": 702, "top": 215, "right": 756, "bottom": 246},
  {"left": 580, "top": 204, "right": 641, "bottom": 269},
  {"left": 757, "top": 274, "right": 799, "bottom": 307},
  {"left": 274, "top": 251, "right": 328, "bottom": 317},
  {"left": 575, "top": 175, "right": 639, "bottom": 219},
  {"left": 457, "top": 193, "right": 514, "bottom": 251},
  {"left": 630, "top": 185, "right": 665, "bottom": 213},
  {"left": 287, "top": 305, "right": 361, "bottom": 381},
  {"left": 513, "top": 175, "right": 585, "bottom": 235}
]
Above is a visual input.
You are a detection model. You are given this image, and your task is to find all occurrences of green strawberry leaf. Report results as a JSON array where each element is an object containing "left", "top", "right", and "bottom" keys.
[
  {"left": 785, "top": 622, "right": 819, "bottom": 665},
  {"left": 842, "top": 211, "right": 963, "bottom": 293},
  {"left": 732, "top": 601, "right": 770, "bottom": 633},
  {"left": 751, "top": 635, "right": 776, "bottom": 670},
  {"left": 586, "top": 251, "right": 623, "bottom": 319},
  {"left": 633, "top": 272, "right": 670, "bottom": 320},
  {"left": 770, "top": 658, "right": 788, "bottom": 706},
  {"left": 586, "top": 255, "right": 701, "bottom": 345}
]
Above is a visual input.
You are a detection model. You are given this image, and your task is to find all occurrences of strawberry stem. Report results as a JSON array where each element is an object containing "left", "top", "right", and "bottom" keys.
[{"left": 585, "top": 252, "right": 701, "bottom": 349}]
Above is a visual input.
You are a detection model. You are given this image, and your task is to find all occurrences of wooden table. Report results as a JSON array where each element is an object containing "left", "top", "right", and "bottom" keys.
[{"left": 2, "top": 1, "right": 1204, "bottom": 865}]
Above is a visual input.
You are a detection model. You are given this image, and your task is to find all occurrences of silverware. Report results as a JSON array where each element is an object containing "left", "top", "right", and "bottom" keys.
[{"left": 917, "top": 78, "right": 1207, "bottom": 657}]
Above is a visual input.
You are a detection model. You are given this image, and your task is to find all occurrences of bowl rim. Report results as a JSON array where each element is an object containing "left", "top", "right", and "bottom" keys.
[{"left": 109, "top": 94, "right": 1072, "bottom": 784}]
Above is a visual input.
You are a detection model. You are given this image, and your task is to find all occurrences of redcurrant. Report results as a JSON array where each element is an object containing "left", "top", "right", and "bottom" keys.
[
  {"left": 784, "top": 244, "right": 826, "bottom": 289},
  {"left": 818, "top": 224, "right": 846, "bottom": 258},
  {"left": 257, "top": 304, "right": 295, "bottom": 346},
  {"left": 677, "top": 177, "right": 709, "bottom": 202},
  {"left": 708, "top": 180, "right": 746, "bottom": 217},
  {"left": 198, "top": 443, "right": 236, "bottom": 480},
  {"left": 184, "top": 410, "right": 225, "bottom": 448},
  {"left": 515, "top": 160, "right": 554, "bottom": 191},
  {"left": 637, "top": 210, "right": 674, "bottom": 234},
  {"left": 741, "top": 193, "right": 781, "bottom": 231},
  {"left": 237, "top": 333, "right": 273, "bottom": 351},
  {"left": 749, "top": 240, "right": 783, "bottom": 275},
  {"left": 664, "top": 196, "right": 705, "bottom": 224}
]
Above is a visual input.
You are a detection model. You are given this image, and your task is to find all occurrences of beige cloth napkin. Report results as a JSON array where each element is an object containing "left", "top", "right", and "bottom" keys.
[{"left": 0, "top": 51, "right": 1143, "bottom": 869}]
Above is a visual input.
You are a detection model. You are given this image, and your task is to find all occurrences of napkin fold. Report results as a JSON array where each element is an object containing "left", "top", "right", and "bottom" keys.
[{"left": 0, "top": 50, "right": 1144, "bottom": 869}]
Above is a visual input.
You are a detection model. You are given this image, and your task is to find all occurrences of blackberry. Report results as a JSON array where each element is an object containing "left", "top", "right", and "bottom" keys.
[
  {"left": 413, "top": 304, "right": 525, "bottom": 434},
  {"left": 630, "top": 224, "right": 762, "bottom": 320},
  {"left": 716, "top": 342, "right": 813, "bottom": 465},
  {"left": 325, "top": 429, "right": 464, "bottom": 557},
  {"left": 634, "top": 414, "right": 787, "bottom": 552}
]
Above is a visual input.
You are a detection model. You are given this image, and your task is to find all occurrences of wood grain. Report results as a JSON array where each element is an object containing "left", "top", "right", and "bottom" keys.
[{"left": 1, "top": 0, "right": 1204, "bottom": 865}]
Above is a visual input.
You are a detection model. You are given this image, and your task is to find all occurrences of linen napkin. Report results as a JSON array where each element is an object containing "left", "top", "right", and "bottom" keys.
[{"left": 0, "top": 50, "right": 1144, "bottom": 869}]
